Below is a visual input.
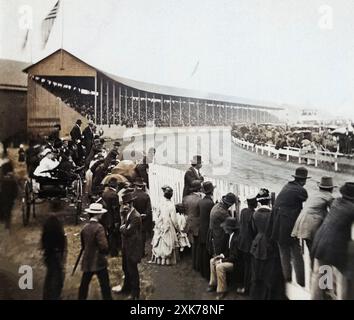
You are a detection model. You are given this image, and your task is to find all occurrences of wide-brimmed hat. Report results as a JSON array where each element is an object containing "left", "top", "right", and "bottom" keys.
[
  {"left": 340, "top": 182, "right": 354, "bottom": 200},
  {"left": 134, "top": 177, "right": 146, "bottom": 187},
  {"left": 163, "top": 186, "right": 173, "bottom": 195},
  {"left": 113, "top": 141, "right": 121, "bottom": 147},
  {"left": 256, "top": 188, "right": 271, "bottom": 201},
  {"left": 222, "top": 192, "right": 238, "bottom": 206},
  {"left": 190, "top": 180, "right": 202, "bottom": 192},
  {"left": 318, "top": 176, "right": 336, "bottom": 189},
  {"left": 246, "top": 196, "right": 258, "bottom": 208},
  {"left": 121, "top": 191, "right": 137, "bottom": 203},
  {"left": 191, "top": 155, "right": 202, "bottom": 165},
  {"left": 85, "top": 203, "right": 107, "bottom": 214},
  {"left": 220, "top": 217, "right": 239, "bottom": 232},
  {"left": 292, "top": 167, "right": 311, "bottom": 179},
  {"left": 202, "top": 181, "right": 215, "bottom": 194}
]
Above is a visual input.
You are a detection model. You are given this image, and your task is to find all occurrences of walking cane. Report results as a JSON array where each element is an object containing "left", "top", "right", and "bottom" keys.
[{"left": 71, "top": 248, "right": 84, "bottom": 276}]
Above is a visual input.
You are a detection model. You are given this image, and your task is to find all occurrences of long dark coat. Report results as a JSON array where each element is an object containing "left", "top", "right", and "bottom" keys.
[
  {"left": 312, "top": 197, "right": 354, "bottom": 272},
  {"left": 132, "top": 188, "right": 152, "bottom": 235},
  {"left": 198, "top": 195, "right": 214, "bottom": 244},
  {"left": 80, "top": 220, "right": 109, "bottom": 272},
  {"left": 182, "top": 167, "right": 204, "bottom": 198},
  {"left": 271, "top": 181, "right": 308, "bottom": 245},
  {"left": 120, "top": 208, "right": 143, "bottom": 263},
  {"left": 208, "top": 202, "right": 230, "bottom": 255}
]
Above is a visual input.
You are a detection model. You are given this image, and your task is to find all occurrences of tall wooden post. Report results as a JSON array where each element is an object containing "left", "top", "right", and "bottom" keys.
[
  {"left": 100, "top": 77, "right": 103, "bottom": 125},
  {"left": 118, "top": 86, "right": 121, "bottom": 124},
  {"left": 169, "top": 96, "right": 172, "bottom": 127},
  {"left": 106, "top": 81, "right": 109, "bottom": 125},
  {"left": 112, "top": 83, "right": 115, "bottom": 125},
  {"left": 94, "top": 76, "right": 97, "bottom": 124},
  {"left": 145, "top": 92, "right": 148, "bottom": 124}
]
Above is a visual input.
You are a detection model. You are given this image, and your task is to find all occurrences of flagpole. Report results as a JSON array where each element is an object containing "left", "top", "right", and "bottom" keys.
[{"left": 60, "top": 0, "right": 64, "bottom": 70}]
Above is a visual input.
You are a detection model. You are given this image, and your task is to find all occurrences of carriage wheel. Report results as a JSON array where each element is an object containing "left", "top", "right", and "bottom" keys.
[
  {"left": 75, "top": 176, "right": 83, "bottom": 225},
  {"left": 22, "top": 181, "right": 32, "bottom": 226}
]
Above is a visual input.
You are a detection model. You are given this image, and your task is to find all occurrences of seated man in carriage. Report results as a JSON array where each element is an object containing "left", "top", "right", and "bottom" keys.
[{"left": 33, "top": 148, "right": 78, "bottom": 189}]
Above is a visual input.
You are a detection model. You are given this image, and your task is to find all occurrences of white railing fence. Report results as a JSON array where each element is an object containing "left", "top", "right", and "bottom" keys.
[{"left": 232, "top": 136, "right": 348, "bottom": 172}]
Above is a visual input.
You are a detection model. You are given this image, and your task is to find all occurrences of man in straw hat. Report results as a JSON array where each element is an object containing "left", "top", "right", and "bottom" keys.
[
  {"left": 183, "top": 155, "right": 204, "bottom": 198},
  {"left": 311, "top": 182, "right": 354, "bottom": 300},
  {"left": 113, "top": 191, "right": 142, "bottom": 300},
  {"left": 78, "top": 203, "right": 112, "bottom": 300},
  {"left": 271, "top": 167, "right": 310, "bottom": 287},
  {"left": 207, "top": 217, "right": 239, "bottom": 300},
  {"left": 292, "top": 176, "right": 336, "bottom": 264}
]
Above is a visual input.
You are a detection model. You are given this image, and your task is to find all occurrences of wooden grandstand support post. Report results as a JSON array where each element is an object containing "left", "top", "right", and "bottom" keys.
[
  {"left": 125, "top": 88, "right": 128, "bottom": 120},
  {"left": 112, "top": 83, "right": 115, "bottom": 125},
  {"left": 197, "top": 100, "right": 199, "bottom": 126},
  {"left": 204, "top": 101, "right": 207, "bottom": 125},
  {"left": 131, "top": 90, "right": 134, "bottom": 122},
  {"left": 212, "top": 103, "right": 215, "bottom": 122},
  {"left": 153, "top": 94, "right": 156, "bottom": 125},
  {"left": 138, "top": 91, "right": 141, "bottom": 121},
  {"left": 145, "top": 92, "right": 148, "bottom": 124},
  {"left": 161, "top": 96, "right": 164, "bottom": 122},
  {"left": 118, "top": 86, "right": 122, "bottom": 124},
  {"left": 169, "top": 96, "right": 172, "bottom": 127},
  {"left": 106, "top": 80, "right": 109, "bottom": 125},
  {"left": 188, "top": 98, "right": 191, "bottom": 126},
  {"left": 100, "top": 77, "right": 103, "bottom": 125},
  {"left": 179, "top": 98, "right": 182, "bottom": 124},
  {"left": 94, "top": 76, "right": 97, "bottom": 124}
]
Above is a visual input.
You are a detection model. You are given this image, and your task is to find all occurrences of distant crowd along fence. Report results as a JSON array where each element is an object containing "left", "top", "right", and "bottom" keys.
[
  {"left": 232, "top": 136, "right": 352, "bottom": 172},
  {"left": 147, "top": 163, "right": 312, "bottom": 300}
]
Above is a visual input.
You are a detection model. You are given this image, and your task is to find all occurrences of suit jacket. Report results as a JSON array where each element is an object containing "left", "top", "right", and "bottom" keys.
[
  {"left": 132, "top": 189, "right": 152, "bottom": 233},
  {"left": 312, "top": 198, "right": 354, "bottom": 272},
  {"left": 223, "top": 231, "right": 240, "bottom": 264},
  {"left": 208, "top": 202, "right": 230, "bottom": 255},
  {"left": 102, "top": 187, "right": 120, "bottom": 230},
  {"left": 80, "top": 220, "right": 109, "bottom": 272},
  {"left": 198, "top": 195, "right": 214, "bottom": 244},
  {"left": 271, "top": 181, "right": 308, "bottom": 245},
  {"left": 183, "top": 192, "right": 202, "bottom": 238},
  {"left": 70, "top": 125, "right": 82, "bottom": 142},
  {"left": 182, "top": 167, "right": 204, "bottom": 198},
  {"left": 82, "top": 126, "right": 94, "bottom": 150},
  {"left": 120, "top": 208, "right": 143, "bottom": 263}
]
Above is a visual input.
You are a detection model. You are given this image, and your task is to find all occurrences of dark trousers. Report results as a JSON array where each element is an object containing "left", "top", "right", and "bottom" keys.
[
  {"left": 122, "top": 252, "right": 140, "bottom": 298},
  {"left": 141, "top": 230, "right": 147, "bottom": 257},
  {"left": 0, "top": 207, "right": 13, "bottom": 230},
  {"left": 237, "top": 251, "right": 252, "bottom": 293},
  {"left": 43, "top": 257, "right": 64, "bottom": 300},
  {"left": 78, "top": 268, "right": 112, "bottom": 300},
  {"left": 192, "top": 235, "right": 200, "bottom": 272},
  {"left": 199, "top": 243, "right": 210, "bottom": 280},
  {"left": 278, "top": 241, "right": 305, "bottom": 286}
]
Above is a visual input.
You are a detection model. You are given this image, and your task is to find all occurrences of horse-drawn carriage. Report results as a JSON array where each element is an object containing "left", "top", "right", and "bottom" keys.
[{"left": 22, "top": 166, "right": 84, "bottom": 226}]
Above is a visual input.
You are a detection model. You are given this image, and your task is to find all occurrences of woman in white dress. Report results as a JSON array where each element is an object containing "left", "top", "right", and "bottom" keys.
[{"left": 150, "top": 186, "right": 179, "bottom": 265}]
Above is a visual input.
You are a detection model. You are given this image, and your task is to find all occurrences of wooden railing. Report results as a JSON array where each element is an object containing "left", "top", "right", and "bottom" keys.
[{"left": 232, "top": 136, "right": 351, "bottom": 172}]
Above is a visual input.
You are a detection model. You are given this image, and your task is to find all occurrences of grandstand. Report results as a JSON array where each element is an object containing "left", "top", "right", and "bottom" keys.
[{"left": 23, "top": 49, "right": 283, "bottom": 137}]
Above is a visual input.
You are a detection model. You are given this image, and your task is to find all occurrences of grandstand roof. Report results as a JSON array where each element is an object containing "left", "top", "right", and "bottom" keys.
[
  {"left": 24, "top": 49, "right": 283, "bottom": 110},
  {"left": 0, "top": 59, "right": 29, "bottom": 91}
]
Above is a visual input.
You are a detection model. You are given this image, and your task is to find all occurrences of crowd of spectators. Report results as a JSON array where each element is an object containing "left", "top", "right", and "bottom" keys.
[{"left": 231, "top": 124, "right": 352, "bottom": 154}]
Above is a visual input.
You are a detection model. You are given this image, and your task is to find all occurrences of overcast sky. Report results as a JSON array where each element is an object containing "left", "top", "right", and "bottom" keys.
[{"left": 1, "top": 0, "right": 354, "bottom": 118}]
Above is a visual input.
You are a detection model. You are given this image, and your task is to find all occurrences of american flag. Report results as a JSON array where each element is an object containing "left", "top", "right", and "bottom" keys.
[{"left": 42, "top": 0, "right": 60, "bottom": 48}]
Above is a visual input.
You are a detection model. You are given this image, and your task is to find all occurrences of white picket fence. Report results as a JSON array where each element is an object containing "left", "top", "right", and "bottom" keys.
[
  {"left": 148, "top": 163, "right": 259, "bottom": 212},
  {"left": 232, "top": 136, "right": 347, "bottom": 172}
]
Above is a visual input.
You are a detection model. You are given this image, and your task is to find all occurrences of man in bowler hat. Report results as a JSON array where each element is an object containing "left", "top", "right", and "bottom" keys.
[{"left": 271, "top": 167, "right": 309, "bottom": 287}]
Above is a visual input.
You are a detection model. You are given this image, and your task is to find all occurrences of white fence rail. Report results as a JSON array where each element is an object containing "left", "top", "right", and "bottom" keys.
[
  {"left": 232, "top": 136, "right": 350, "bottom": 172},
  {"left": 148, "top": 164, "right": 259, "bottom": 212}
]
